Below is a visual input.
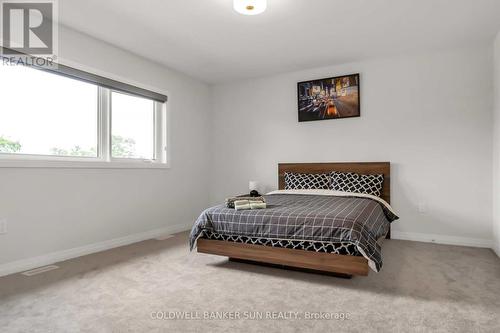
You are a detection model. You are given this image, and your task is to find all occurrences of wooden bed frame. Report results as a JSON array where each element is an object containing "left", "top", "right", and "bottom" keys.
[{"left": 197, "top": 162, "right": 391, "bottom": 277}]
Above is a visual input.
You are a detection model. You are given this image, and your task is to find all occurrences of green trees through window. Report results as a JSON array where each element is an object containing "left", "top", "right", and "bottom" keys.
[
  {"left": 0, "top": 135, "right": 136, "bottom": 158},
  {"left": 111, "top": 135, "right": 137, "bottom": 158},
  {"left": 0, "top": 136, "right": 21, "bottom": 153}
]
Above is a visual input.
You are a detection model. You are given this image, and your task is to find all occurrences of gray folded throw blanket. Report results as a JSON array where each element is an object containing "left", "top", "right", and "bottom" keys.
[{"left": 225, "top": 196, "right": 265, "bottom": 209}]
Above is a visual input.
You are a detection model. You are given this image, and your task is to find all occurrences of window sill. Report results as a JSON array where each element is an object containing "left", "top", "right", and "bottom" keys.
[{"left": 0, "top": 159, "right": 170, "bottom": 169}]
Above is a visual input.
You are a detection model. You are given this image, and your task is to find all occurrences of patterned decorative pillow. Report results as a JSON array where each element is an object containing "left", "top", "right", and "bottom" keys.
[
  {"left": 330, "top": 172, "right": 384, "bottom": 197},
  {"left": 284, "top": 172, "right": 330, "bottom": 190}
]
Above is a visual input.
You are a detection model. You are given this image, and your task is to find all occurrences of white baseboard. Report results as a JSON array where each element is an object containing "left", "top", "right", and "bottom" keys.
[
  {"left": 392, "top": 231, "right": 493, "bottom": 248},
  {"left": 0, "top": 222, "right": 192, "bottom": 277}
]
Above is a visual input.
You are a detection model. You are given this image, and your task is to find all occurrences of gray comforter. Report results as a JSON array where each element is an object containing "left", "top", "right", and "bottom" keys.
[{"left": 189, "top": 192, "right": 398, "bottom": 272}]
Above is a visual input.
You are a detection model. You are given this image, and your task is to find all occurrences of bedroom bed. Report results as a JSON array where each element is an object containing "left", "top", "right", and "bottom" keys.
[{"left": 189, "top": 162, "right": 397, "bottom": 277}]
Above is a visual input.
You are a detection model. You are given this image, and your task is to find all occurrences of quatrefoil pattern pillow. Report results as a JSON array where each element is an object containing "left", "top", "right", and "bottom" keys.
[
  {"left": 284, "top": 172, "right": 330, "bottom": 190},
  {"left": 330, "top": 172, "right": 384, "bottom": 197}
]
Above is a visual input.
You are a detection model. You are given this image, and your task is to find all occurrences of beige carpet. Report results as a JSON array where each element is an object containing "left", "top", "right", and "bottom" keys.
[{"left": 0, "top": 232, "right": 499, "bottom": 333}]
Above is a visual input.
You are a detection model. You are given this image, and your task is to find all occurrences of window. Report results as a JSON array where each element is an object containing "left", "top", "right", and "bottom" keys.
[
  {"left": 111, "top": 91, "right": 154, "bottom": 160},
  {"left": 1, "top": 65, "right": 98, "bottom": 157},
  {"left": 0, "top": 61, "right": 168, "bottom": 167}
]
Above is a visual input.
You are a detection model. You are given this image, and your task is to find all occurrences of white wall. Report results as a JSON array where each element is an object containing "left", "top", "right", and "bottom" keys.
[
  {"left": 493, "top": 32, "right": 500, "bottom": 256},
  {"left": 0, "top": 26, "right": 212, "bottom": 271},
  {"left": 211, "top": 46, "right": 494, "bottom": 246}
]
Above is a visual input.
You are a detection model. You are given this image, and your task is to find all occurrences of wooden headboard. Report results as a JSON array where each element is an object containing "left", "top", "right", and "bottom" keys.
[{"left": 278, "top": 162, "right": 391, "bottom": 203}]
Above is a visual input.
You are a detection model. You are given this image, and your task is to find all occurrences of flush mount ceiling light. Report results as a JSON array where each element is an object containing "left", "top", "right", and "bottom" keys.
[{"left": 233, "top": 0, "right": 267, "bottom": 15}]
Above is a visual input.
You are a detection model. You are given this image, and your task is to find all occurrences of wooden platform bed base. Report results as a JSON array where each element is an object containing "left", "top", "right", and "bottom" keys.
[
  {"left": 227, "top": 258, "right": 354, "bottom": 279},
  {"left": 197, "top": 162, "right": 390, "bottom": 277},
  {"left": 197, "top": 239, "right": 369, "bottom": 277}
]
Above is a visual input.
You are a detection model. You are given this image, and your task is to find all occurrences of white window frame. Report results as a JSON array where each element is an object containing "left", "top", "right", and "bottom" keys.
[{"left": 0, "top": 85, "right": 168, "bottom": 169}]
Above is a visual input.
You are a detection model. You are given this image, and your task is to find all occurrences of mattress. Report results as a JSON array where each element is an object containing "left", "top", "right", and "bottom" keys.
[{"left": 190, "top": 190, "right": 398, "bottom": 272}]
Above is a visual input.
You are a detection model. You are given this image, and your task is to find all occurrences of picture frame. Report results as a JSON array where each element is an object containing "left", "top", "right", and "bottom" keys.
[{"left": 297, "top": 73, "right": 360, "bottom": 122}]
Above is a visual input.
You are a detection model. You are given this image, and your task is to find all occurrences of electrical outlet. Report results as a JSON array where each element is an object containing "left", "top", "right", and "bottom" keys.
[{"left": 0, "top": 219, "right": 6, "bottom": 234}]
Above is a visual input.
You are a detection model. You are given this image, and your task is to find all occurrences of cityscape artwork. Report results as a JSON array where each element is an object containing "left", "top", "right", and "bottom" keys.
[{"left": 297, "top": 74, "right": 360, "bottom": 122}]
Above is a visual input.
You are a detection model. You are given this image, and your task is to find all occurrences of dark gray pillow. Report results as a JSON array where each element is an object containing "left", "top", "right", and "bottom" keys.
[
  {"left": 330, "top": 171, "right": 384, "bottom": 197},
  {"left": 284, "top": 172, "right": 330, "bottom": 190}
]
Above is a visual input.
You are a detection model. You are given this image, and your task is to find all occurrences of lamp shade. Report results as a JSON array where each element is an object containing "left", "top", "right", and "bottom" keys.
[
  {"left": 233, "top": 0, "right": 267, "bottom": 15},
  {"left": 249, "top": 181, "right": 259, "bottom": 192}
]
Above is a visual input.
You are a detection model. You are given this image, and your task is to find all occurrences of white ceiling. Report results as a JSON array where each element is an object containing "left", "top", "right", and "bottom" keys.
[{"left": 59, "top": 0, "right": 500, "bottom": 84}]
